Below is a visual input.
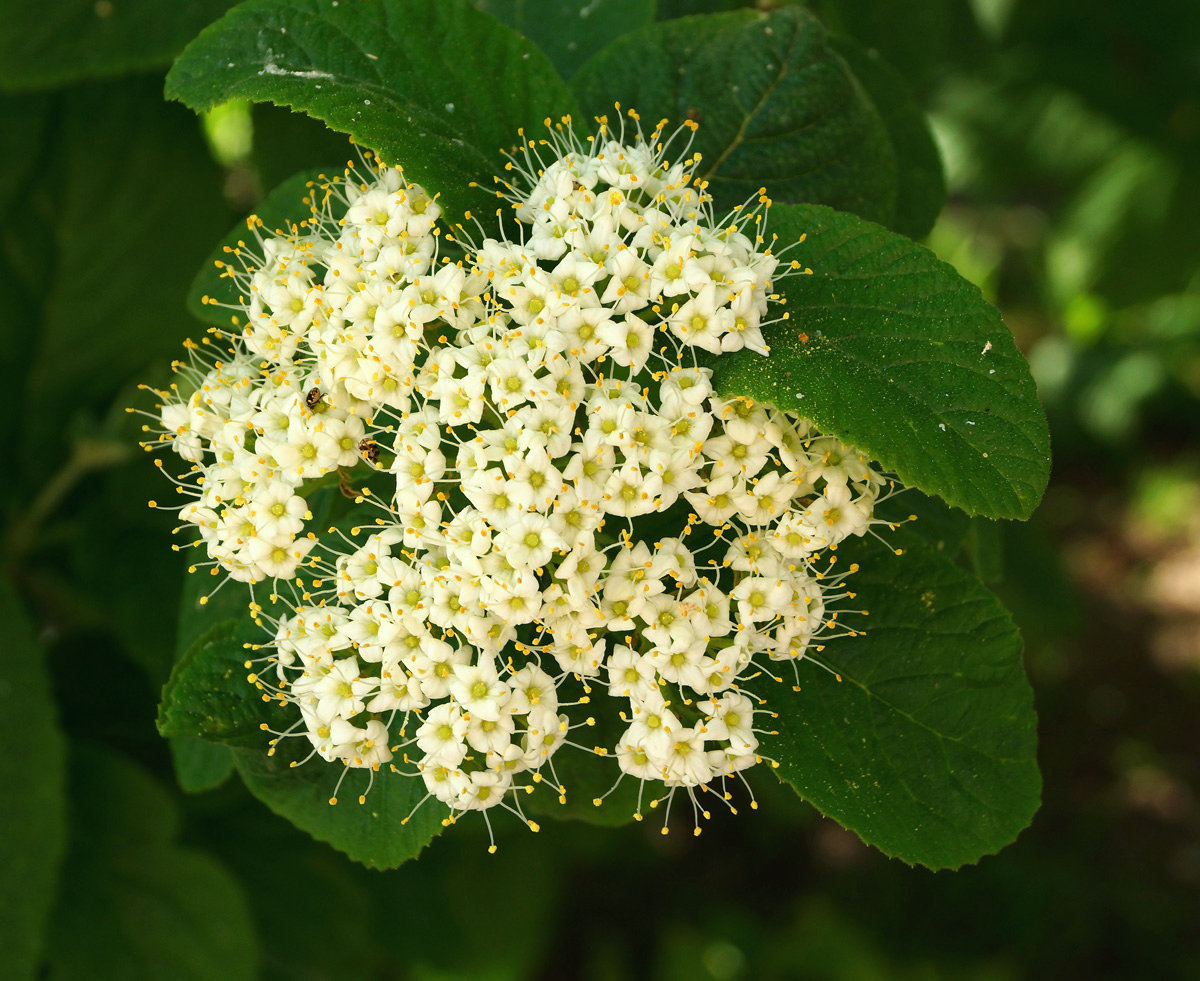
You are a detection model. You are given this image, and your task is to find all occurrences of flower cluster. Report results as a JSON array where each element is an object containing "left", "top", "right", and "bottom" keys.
[{"left": 142, "top": 114, "right": 890, "bottom": 834}]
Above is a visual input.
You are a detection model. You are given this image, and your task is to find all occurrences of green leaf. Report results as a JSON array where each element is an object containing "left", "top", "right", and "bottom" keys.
[
  {"left": 710, "top": 203, "right": 1051, "bottom": 519},
  {"left": 158, "top": 619, "right": 286, "bottom": 746},
  {"left": 471, "top": 0, "right": 655, "bottom": 79},
  {"left": 0, "top": 0, "right": 237, "bottom": 92},
  {"left": 965, "top": 517, "right": 1005, "bottom": 585},
  {"left": 162, "top": 566, "right": 444, "bottom": 866},
  {"left": 766, "top": 536, "right": 1040, "bottom": 870},
  {"left": 176, "top": 560, "right": 259, "bottom": 658},
  {"left": 0, "top": 583, "right": 67, "bottom": 981},
  {"left": 44, "top": 746, "right": 257, "bottom": 980},
  {"left": 160, "top": 565, "right": 279, "bottom": 752},
  {"left": 875, "top": 486, "right": 971, "bottom": 558},
  {"left": 233, "top": 740, "right": 446, "bottom": 869},
  {"left": 0, "top": 93, "right": 50, "bottom": 214},
  {"left": 828, "top": 36, "right": 945, "bottom": 239},
  {"left": 20, "top": 78, "right": 228, "bottom": 450},
  {"left": 805, "top": 0, "right": 979, "bottom": 93},
  {"left": 170, "top": 737, "right": 236, "bottom": 793},
  {"left": 165, "top": 0, "right": 579, "bottom": 226},
  {"left": 571, "top": 6, "right": 897, "bottom": 224},
  {"left": 657, "top": 0, "right": 748, "bottom": 17}
]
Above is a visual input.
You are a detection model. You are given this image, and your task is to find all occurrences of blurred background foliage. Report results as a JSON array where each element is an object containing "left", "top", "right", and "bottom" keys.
[{"left": 2, "top": 0, "right": 1198, "bottom": 977}]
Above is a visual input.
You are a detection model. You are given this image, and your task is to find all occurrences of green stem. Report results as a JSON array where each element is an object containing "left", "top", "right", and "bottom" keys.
[{"left": 6, "top": 439, "right": 133, "bottom": 565}]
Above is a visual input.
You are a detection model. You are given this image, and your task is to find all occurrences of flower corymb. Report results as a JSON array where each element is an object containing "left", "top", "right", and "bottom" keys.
[{"left": 140, "top": 113, "right": 894, "bottom": 841}]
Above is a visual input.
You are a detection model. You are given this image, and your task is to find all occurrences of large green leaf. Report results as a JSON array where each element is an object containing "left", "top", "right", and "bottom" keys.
[
  {"left": 471, "top": 0, "right": 655, "bottom": 80},
  {"left": 829, "top": 35, "right": 945, "bottom": 239},
  {"left": 170, "top": 737, "right": 236, "bottom": 793},
  {"left": 44, "top": 746, "right": 257, "bottom": 980},
  {"left": 161, "top": 566, "right": 262, "bottom": 787},
  {"left": 805, "top": 0, "right": 977, "bottom": 93},
  {"left": 158, "top": 619, "right": 289, "bottom": 746},
  {"left": 0, "top": 584, "right": 67, "bottom": 981},
  {"left": 711, "top": 203, "right": 1051, "bottom": 519},
  {"left": 571, "top": 6, "right": 898, "bottom": 225},
  {"left": 20, "top": 78, "right": 228, "bottom": 461},
  {"left": 0, "top": 0, "right": 237, "bottom": 91},
  {"left": 165, "top": 0, "right": 579, "bottom": 226},
  {"left": 234, "top": 740, "right": 446, "bottom": 869},
  {"left": 767, "top": 536, "right": 1040, "bottom": 870}
]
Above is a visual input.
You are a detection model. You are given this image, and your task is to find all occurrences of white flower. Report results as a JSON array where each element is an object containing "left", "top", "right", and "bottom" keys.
[
  {"left": 145, "top": 123, "right": 890, "bottom": 825},
  {"left": 416, "top": 703, "right": 470, "bottom": 767}
]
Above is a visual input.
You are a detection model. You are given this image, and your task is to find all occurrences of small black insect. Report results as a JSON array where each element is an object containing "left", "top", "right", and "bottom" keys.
[
  {"left": 305, "top": 387, "right": 322, "bottom": 409},
  {"left": 359, "top": 438, "right": 379, "bottom": 464}
]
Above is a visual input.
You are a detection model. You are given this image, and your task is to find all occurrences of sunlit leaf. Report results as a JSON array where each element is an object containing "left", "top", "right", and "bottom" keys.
[{"left": 711, "top": 203, "right": 1051, "bottom": 518}]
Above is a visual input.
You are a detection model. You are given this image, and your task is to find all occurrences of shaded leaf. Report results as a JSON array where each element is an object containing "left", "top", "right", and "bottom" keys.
[
  {"left": 170, "top": 736, "right": 236, "bottom": 793},
  {"left": 0, "top": 0, "right": 237, "bottom": 91},
  {"left": 710, "top": 203, "right": 1050, "bottom": 519},
  {"left": 875, "top": 486, "right": 972, "bottom": 558},
  {"left": 0, "top": 583, "right": 67, "bottom": 980},
  {"left": 829, "top": 35, "right": 945, "bottom": 238},
  {"left": 21, "top": 78, "right": 228, "bottom": 456},
  {"left": 188, "top": 169, "right": 322, "bottom": 325},
  {"left": 251, "top": 102, "right": 355, "bottom": 191},
  {"left": 0, "top": 93, "right": 50, "bottom": 213},
  {"left": 233, "top": 740, "right": 446, "bottom": 869},
  {"left": 471, "top": 0, "right": 655, "bottom": 79},
  {"left": 657, "top": 0, "right": 748, "bottom": 16},
  {"left": 805, "top": 0, "right": 978, "bottom": 93},
  {"left": 176, "top": 561, "right": 259, "bottom": 658},
  {"left": 44, "top": 746, "right": 257, "bottom": 980},
  {"left": 158, "top": 619, "right": 286, "bottom": 746},
  {"left": 165, "top": 0, "right": 579, "bottom": 226},
  {"left": 571, "top": 6, "right": 897, "bottom": 224},
  {"left": 525, "top": 680, "right": 642, "bottom": 827},
  {"left": 767, "top": 535, "right": 1040, "bottom": 869}
]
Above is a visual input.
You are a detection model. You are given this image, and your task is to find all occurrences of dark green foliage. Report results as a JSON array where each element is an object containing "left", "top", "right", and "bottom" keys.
[
  {"left": 188, "top": 169, "right": 326, "bottom": 324},
  {"left": 0, "top": 584, "right": 67, "bottom": 979},
  {"left": 158, "top": 619, "right": 287, "bottom": 747},
  {"left": 7, "top": 79, "right": 227, "bottom": 479},
  {"left": 10, "top": 0, "right": 1195, "bottom": 976},
  {"left": 572, "top": 7, "right": 899, "bottom": 225},
  {"left": 165, "top": 0, "right": 579, "bottom": 226},
  {"left": 233, "top": 742, "right": 446, "bottom": 869},
  {"left": 43, "top": 747, "right": 257, "bottom": 979},
  {"left": 0, "top": 0, "right": 239, "bottom": 90},
  {"left": 711, "top": 203, "right": 1050, "bottom": 519},
  {"left": 767, "top": 536, "right": 1040, "bottom": 870},
  {"left": 472, "top": 0, "right": 656, "bottom": 79},
  {"left": 828, "top": 36, "right": 945, "bottom": 238}
]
